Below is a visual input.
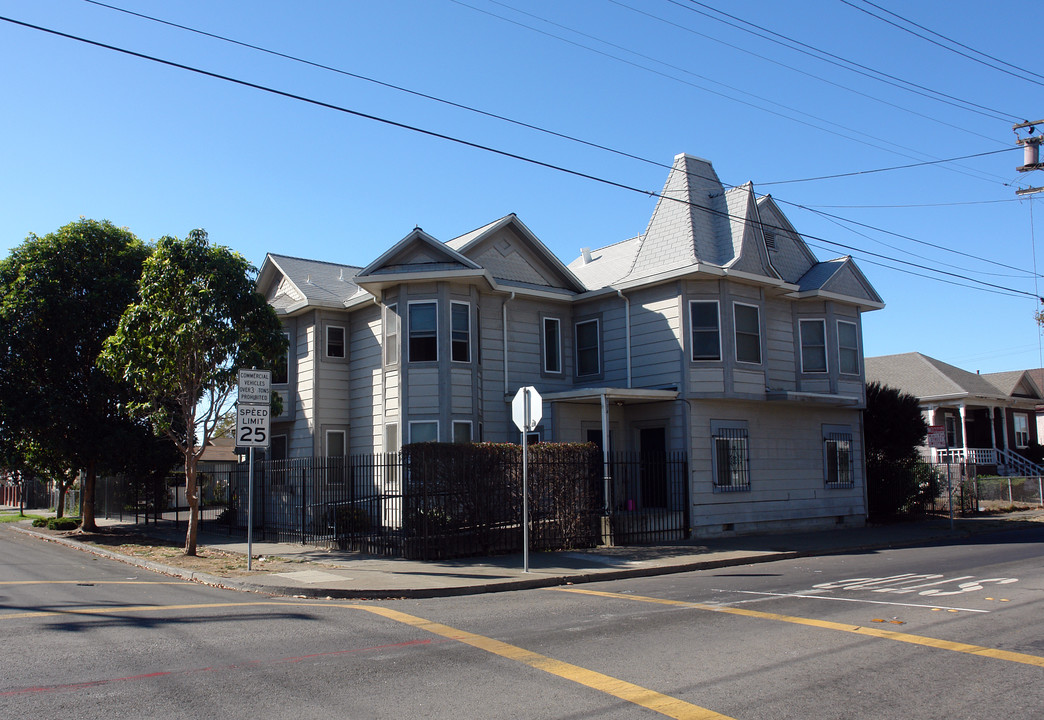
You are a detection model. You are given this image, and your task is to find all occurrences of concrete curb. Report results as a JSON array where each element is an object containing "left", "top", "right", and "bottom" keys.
[{"left": 8, "top": 521, "right": 998, "bottom": 600}]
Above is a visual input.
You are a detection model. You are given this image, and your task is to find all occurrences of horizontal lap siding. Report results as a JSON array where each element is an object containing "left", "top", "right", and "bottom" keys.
[
  {"left": 765, "top": 298, "right": 796, "bottom": 391},
  {"left": 407, "top": 368, "right": 440, "bottom": 412},
  {"left": 349, "top": 305, "right": 381, "bottom": 453},
  {"left": 631, "top": 292, "right": 682, "bottom": 389},
  {"left": 688, "top": 401, "right": 865, "bottom": 529},
  {"left": 291, "top": 322, "right": 315, "bottom": 457}
]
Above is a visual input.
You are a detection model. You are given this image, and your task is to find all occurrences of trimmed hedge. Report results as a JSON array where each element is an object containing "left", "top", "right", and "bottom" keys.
[{"left": 400, "top": 441, "right": 601, "bottom": 558}]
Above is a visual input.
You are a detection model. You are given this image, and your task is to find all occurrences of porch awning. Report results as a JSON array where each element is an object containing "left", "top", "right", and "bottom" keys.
[{"left": 541, "top": 387, "right": 679, "bottom": 405}]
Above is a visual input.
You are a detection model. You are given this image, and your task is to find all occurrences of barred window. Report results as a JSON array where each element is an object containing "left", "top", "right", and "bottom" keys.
[
  {"left": 825, "top": 431, "right": 854, "bottom": 487},
  {"left": 712, "top": 424, "right": 750, "bottom": 491}
]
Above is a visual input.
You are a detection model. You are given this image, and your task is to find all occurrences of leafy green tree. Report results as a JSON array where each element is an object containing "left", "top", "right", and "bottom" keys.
[
  {"left": 0, "top": 219, "right": 157, "bottom": 528},
  {"left": 99, "top": 230, "right": 287, "bottom": 555},
  {"left": 864, "top": 380, "right": 929, "bottom": 518}
]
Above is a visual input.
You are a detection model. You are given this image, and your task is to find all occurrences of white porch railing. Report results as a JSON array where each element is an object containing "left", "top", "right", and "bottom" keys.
[{"left": 927, "top": 447, "right": 1044, "bottom": 477}]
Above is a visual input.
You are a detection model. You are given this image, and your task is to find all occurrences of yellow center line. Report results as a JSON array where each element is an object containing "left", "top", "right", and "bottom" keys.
[
  {"left": 0, "top": 599, "right": 735, "bottom": 719},
  {"left": 553, "top": 587, "right": 1044, "bottom": 669},
  {"left": 350, "top": 604, "right": 735, "bottom": 720}
]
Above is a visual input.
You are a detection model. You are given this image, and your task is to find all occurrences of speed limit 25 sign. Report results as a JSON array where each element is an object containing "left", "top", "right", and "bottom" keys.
[{"left": 237, "top": 404, "right": 270, "bottom": 447}]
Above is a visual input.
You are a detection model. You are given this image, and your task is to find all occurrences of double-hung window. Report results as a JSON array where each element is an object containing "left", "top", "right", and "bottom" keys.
[
  {"left": 800, "top": 319, "right": 827, "bottom": 373},
  {"left": 409, "top": 420, "right": 438, "bottom": 443},
  {"left": 824, "top": 428, "right": 854, "bottom": 488},
  {"left": 384, "top": 304, "right": 399, "bottom": 365},
  {"left": 273, "top": 331, "right": 290, "bottom": 384},
  {"left": 326, "top": 325, "right": 345, "bottom": 359},
  {"left": 838, "top": 320, "right": 859, "bottom": 375},
  {"left": 1014, "top": 413, "right": 1030, "bottom": 448},
  {"left": 408, "top": 301, "right": 437, "bottom": 362},
  {"left": 575, "top": 319, "right": 600, "bottom": 377},
  {"left": 734, "top": 303, "right": 761, "bottom": 364},
  {"left": 451, "top": 301, "right": 470, "bottom": 363},
  {"left": 689, "top": 300, "right": 721, "bottom": 361},
  {"left": 452, "top": 420, "right": 473, "bottom": 443},
  {"left": 543, "top": 317, "right": 562, "bottom": 373},
  {"left": 712, "top": 421, "right": 750, "bottom": 491}
]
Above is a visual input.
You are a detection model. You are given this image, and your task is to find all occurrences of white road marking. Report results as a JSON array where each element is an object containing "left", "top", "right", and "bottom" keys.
[{"left": 713, "top": 589, "right": 991, "bottom": 613}]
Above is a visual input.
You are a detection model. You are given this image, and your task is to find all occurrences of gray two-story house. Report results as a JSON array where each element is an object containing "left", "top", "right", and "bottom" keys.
[{"left": 257, "top": 153, "right": 883, "bottom": 537}]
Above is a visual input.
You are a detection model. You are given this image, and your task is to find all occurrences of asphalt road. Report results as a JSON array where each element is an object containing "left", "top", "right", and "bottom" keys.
[{"left": 2, "top": 524, "right": 1042, "bottom": 719}]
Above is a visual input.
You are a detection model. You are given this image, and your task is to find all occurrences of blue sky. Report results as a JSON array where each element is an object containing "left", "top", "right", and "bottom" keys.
[{"left": 2, "top": 0, "right": 1041, "bottom": 373}]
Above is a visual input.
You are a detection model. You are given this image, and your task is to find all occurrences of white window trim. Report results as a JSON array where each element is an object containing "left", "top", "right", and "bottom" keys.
[
  {"left": 710, "top": 419, "right": 751, "bottom": 492},
  {"left": 409, "top": 420, "right": 439, "bottom": 443},
  {"left": 689, "top": 299, "right": 721, "bottom": 362},
  {"left": 799, "top": 318, "right": 828, "bottom": 374},
  {"left": 325, "top": 324, "right": 346, "bottom": 359},
  {"left": 385, "top": 423, "right": 399, "bottom": 453},
  {"left": 733, "top": 302, "right": 762, "bottom": 365},
  {"left": 408, "top": 300, "right": 438, "bottom": 363},
  {"left": 452, "top": 420, "right": 473, "bottom": 443},
  {"left": 450, "top": 300, "right": 471, "bottom": 364},
  {"left": 326, "top": 429, "right": 346, "bottom": 457},
  {"left": 837, "top": 319, "right": 859, "bottom": 376},
  {"left": 1014, "top": 413, "right": 1030, "bottom": 448},
  {"left": 543, "top": 316, "right": 562, "bottom": 374},
  {"left": 823, "top": 425, "right": 854, "bottom": 488},
  {"left": 575, "top": 318, "right": 601, "bottom": 377}
]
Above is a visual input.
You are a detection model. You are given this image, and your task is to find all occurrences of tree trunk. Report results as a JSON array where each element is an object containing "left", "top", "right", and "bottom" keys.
[
  {"left": 81, "top": 460, "right": 98, "bottom": 532},
  {"left": 184, "top": 454, "right": 199, "bottom": 556},
  {"left": 55, "top": 483, "right": 66, "bottom": 519}
]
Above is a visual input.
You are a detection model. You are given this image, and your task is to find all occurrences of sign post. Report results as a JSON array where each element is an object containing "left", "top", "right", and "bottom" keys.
[
  {"left": 512, "top": 386, "right": 542, "bottom": 573},
  {"left": 926, "top": 425, "right": 953, "bottom": 530},
  {"left": 238, "top": 369, "right": 271, "bottom": 570}
]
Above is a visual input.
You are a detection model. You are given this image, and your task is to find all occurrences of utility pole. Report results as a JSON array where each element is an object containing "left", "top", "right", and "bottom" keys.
[{"left": 1014, "top": 119, "right": 1044, "bottom": 196}]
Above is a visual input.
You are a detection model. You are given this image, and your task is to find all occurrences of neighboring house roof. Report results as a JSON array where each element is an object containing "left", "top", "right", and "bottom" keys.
[
  {"left": 200, "top": 437, "right": 240, "bottom": 463},
  {"left": 864, "top": 352, "right": 1035, "bottom": 402},
  {"left": 981, "top": 369, "right": 1043, "bottom": 399},
  {"left": 258, "top": 254, "right": 365, "bottom": 314}
]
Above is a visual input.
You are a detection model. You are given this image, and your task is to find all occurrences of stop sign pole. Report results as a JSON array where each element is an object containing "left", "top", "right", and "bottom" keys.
[{"left": 512, "top": 386, "right": 542, "bottom": 573}]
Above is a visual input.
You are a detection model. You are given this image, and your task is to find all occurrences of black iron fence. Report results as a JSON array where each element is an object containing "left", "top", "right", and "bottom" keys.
[{"left": 98, "top": 449, "right": 689, "bottom": 559}]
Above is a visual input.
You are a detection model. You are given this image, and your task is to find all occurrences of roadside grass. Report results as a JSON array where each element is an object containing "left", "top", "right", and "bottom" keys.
[{"left": 0, "top": 512, "right": 46, "bottom": 524}]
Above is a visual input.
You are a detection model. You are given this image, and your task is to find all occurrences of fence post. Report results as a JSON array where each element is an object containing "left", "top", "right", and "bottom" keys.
[{"left": 1008, "top": 477, "right": 1013, "bottom": 506}]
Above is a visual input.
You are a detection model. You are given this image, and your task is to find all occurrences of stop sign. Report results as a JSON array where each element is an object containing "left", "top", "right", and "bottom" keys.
[{"left": 511, "top": 386, "right": 542, "bottom": 432}]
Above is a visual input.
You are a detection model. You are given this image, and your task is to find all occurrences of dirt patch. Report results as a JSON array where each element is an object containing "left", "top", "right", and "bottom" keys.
[{"left": 29, "top": 525, "right": 322, "bottom": 578}]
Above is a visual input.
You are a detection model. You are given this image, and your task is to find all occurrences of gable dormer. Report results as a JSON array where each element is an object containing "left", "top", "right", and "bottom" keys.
[
  {"left": 447, "top": 214, "right": 586, "bottom": 293},
  {"left": 354, "top": 228, "right": 486, "bottom": 294}
]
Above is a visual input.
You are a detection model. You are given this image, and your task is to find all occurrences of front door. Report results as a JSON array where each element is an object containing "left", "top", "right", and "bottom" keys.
[{"left": 639, "top": 427, "right": 667, "bottom": 508}]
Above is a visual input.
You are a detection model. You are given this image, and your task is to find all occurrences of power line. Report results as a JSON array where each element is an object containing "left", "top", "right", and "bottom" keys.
[
  {"left": 669, "top": 0, "right": 1021, "bottom": 123},
  {"left": 77, "top": 1, "right": 1035, "bottom": 282},
  {"left": 780, "top": 199, "right": 1039, "bottom": 278},
  {"left": 841, "top": 0, "right": 1044, "bottom": 88},
  {"left": 2, "top": 13, "right": 1038, "bottom": 302},
  {"left": 454, "top": 0, "right": 1008, "bottom": 186},
  {"left": 606, "top": 0, "right": 1004, "bottom": 147},
  {"left": 757, "top": 148, "right": 1015, "bottom": 186},
  {"left": 87, "top": 0, "right": 1010, "bottom": 192},
  {"left": 803, "top": 199, "right": 1020, "bottom": 209}
]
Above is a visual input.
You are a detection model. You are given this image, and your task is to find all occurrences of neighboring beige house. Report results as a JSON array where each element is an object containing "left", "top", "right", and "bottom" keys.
[
  {"left": 257, "top": 153, "right": 883, "bottom": 537},
  {"left": 865, "top": 352, "right": 1044, "bottom": 475}
]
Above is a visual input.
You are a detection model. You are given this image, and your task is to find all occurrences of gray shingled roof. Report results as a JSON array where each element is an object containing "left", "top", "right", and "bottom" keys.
[
  {"left": 267, "top": 254, "right": 365, "bottom": 308},
  {"left": 865, "top": 352, "right": 1011, "bottom": 401},
  {"left": 982, "top": 370, "right": 1042, "bottom": 399},
  {"left": 567, "top": 236, "right": 641, "bottom": 289}
]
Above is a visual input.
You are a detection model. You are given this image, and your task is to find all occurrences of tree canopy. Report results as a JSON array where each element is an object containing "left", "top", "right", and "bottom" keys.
[
  {"left": 0, "top": 218, "right": 166, "bottom": 525},
  {"left": 864, "top": 380, "right": 930, "bottom": 518},
  {"left": 99, "top": 229, "right": 286, "bottom": 554}
]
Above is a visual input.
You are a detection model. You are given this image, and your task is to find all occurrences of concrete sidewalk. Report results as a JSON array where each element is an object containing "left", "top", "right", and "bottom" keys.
[{"left": 4, "top": 506, "right": 1042, "bottom": 599}]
